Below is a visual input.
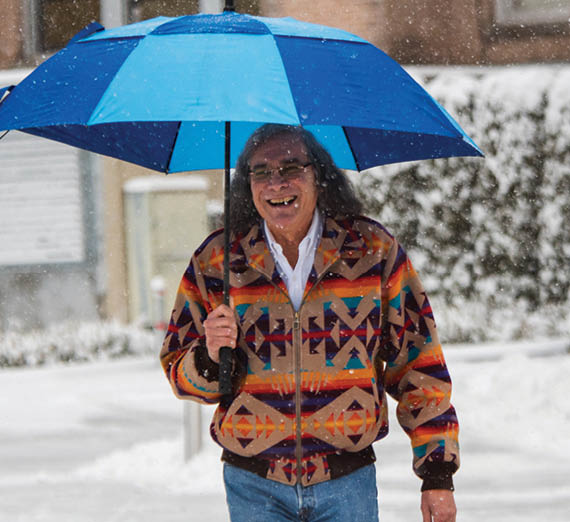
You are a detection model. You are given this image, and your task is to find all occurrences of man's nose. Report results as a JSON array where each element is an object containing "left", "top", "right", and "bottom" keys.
[{"left": 266, "top": 169, "right": 289, "bottom": 186}]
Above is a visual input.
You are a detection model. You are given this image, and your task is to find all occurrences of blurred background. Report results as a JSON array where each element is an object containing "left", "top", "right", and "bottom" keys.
[{"left": 0, "top": 0, "right": 568, "bottom": 348}]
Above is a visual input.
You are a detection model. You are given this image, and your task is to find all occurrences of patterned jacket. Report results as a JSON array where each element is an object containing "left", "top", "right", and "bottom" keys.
[{"left": 160, "top": 215, "right": 459, "bottom": 488}]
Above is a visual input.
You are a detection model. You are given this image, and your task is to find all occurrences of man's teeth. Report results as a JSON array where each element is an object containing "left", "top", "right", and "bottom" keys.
[{"left": 269, "top": 196, "right": 296, "bottom": 206}]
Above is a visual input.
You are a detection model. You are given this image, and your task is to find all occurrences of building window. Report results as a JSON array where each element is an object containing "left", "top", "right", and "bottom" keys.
[
  {"left": 24, "top": 0, "right": 260, "bottom": 61},
  {"left": 37, "top": 0, "right": 100, "bottom": 51},
  {"left": 495, "top": 0, "right": 570, "bottom": 26}
]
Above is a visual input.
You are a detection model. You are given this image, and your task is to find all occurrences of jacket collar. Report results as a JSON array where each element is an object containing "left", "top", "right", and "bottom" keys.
[{"left": 239, "top": 216, "right": 367, "bottom": 282}]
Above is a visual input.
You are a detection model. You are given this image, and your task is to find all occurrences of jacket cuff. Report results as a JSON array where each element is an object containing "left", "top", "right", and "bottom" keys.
[
  {"left": 194, "top": 342, "right": 220, "bottom": 382},
  {"left": 420, "top": 461, "right": 456, "bottom": 492}
]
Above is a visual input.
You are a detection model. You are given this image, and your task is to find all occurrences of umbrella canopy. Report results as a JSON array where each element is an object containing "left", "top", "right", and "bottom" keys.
[{"left": 0, "top": 12, "right": 482, "bottom": 173}]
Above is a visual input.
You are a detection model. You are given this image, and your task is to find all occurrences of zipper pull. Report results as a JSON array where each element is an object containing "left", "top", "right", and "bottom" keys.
[{"left": 293, "top": 311, "right": 300, "bottom": 331}]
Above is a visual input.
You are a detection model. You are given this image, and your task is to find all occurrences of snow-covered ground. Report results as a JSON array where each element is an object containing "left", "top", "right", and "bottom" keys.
[{"left": 1, "top": 339, "right": 569, "bottom": 522}]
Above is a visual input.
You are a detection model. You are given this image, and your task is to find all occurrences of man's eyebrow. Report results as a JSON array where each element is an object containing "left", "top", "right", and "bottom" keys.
[
  {"left": 281, "top": 157, "right": 304, "bottom": 165},
  {"left": 250, "top": 161, "right": 267, "bottom": 170},
  {"left": 250, "top": 157, "right": 305, "bottom": 169}
]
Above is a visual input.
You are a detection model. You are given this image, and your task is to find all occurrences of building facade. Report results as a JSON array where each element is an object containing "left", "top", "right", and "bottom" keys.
[
  {"left": 0, "top": 0, "right": 569, "bottom": 328},
  {"left": 2, "top": 1, "right": 569, "bottom": 70}
]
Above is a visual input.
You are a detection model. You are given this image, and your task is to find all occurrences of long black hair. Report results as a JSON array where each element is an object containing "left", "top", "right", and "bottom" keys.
[{"left": 229, "top": 124, "right": 363, "bottom": 235}]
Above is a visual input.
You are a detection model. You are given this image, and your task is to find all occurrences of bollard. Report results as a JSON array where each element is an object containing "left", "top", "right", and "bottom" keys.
[
  {"left": 150, "top": 275, "right": 167, "bottom": 351},
  {"left": 183, "top": 401, "right": 202, "bottom": 461},
  {"left": 151, "top": 275, "right": 203, "bottom": 460}
]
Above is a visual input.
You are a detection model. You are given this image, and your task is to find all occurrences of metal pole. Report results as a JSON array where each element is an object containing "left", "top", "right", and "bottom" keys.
[
  {"left": 199, "top": 0, "right": 222, "bottom": 13},
  {"left": 224, "top": 0, "right": 235, "bottom": 12},
  {"left": 101, "top": 0, "right": 126, "bottom": 28},
  {"left": 183, "top": 401, "right": 202, "bottom": 461},
  {"left": 150, "top": 275, "right": 166, "bottom": 355}
]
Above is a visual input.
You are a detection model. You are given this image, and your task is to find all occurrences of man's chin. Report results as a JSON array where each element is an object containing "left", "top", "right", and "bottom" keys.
[
  {"left": 266, "top": 219, "right": 295, "bottom": 231},
  {"left": 264, "top": 214, "right": 299, "bottom": 234},
  {"left": 264, "top": 208, "right": 298, "bottom": 224}
]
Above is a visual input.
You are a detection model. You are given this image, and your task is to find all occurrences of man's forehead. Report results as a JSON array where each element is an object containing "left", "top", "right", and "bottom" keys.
[{"left": 250, "top": 134, "right": 309, "bottom": 164}]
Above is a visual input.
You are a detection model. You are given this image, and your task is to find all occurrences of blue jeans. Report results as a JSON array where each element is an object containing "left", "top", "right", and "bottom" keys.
[{"left": 223, "top": 463, "right": 379, "bottom": 522}]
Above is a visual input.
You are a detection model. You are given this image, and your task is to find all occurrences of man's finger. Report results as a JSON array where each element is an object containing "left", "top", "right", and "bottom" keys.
[{"left": 209, "top": 304, "right": 233, "bottom": 318}]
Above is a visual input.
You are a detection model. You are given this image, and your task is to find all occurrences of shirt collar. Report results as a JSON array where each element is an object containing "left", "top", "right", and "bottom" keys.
[{"left": 263, "top": 209, "right": 322, "bottom": 257}]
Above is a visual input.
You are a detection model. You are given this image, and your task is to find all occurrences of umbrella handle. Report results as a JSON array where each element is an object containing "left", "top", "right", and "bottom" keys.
[{"left": 218, "top": 346, "right": 233, "bottom": 395}]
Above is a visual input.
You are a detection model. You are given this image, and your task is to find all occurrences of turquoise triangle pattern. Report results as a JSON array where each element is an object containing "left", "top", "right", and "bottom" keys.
[{"left": 344, "top": 354, "right": 365, "bottom": 370}]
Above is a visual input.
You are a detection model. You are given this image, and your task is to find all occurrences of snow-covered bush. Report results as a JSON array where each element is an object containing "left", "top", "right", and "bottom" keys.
[
  {"left": 0, "top": 321, "right": 157, "bottom": 368},
  {"left": 355, "top": 65, "right": 570, "bottom": 342}
]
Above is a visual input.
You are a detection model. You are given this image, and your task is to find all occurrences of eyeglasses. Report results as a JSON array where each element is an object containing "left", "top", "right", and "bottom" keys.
[{"left": 249, "top": 162, "right": 312, "bottom": 183}]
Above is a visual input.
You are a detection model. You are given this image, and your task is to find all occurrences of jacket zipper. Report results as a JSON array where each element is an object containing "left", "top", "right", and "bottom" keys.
[
  {"left": 255, "top": 268, "right": 334, "bottom": 485},
  {"left": 292, "top": 270, "right": 331, "bottom": 485},
  {"left": 293, "top": 310, "right": 302, "bottom": 484}
]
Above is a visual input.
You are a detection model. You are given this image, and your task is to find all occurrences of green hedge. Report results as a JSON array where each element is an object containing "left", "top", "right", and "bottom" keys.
[{"left": 355, "top": 66, "right": 570, "bottom": 342}]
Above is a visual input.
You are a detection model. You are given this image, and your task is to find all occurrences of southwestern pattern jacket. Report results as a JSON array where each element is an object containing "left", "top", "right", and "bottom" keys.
[{"left": 160, "top": 215, "right": 459, "bottom": 487}]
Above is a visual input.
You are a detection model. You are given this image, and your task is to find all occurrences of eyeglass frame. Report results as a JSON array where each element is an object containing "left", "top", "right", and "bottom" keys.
[{"left": 248, "top": 162, "right": 313, "bottom": 184}]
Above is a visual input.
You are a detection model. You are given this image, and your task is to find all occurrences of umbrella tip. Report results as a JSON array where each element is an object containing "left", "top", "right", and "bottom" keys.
[
  {"left": 0, "top": 85, "right": 14, "bottom": 107},
  {"left": 68, "top": 21, "right": 105, "bottom": 44}
]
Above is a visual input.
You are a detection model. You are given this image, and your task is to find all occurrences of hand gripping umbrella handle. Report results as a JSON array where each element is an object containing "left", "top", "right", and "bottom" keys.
[{"left": 218, "top": 346, "right": 233, "bottom": 395}]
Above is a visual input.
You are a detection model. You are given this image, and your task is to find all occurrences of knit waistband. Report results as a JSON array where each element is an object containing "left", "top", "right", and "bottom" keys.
[{"left": 221, "top": 445, "right": 376, "bottom": 486}]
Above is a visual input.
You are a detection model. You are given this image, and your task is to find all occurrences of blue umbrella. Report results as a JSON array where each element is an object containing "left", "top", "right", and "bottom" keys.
[
  {"left": 0, "top": 12, "right": 481, "bottom": 172},
  {"left": 0, "top": 8, "right": 482, "bottom": 393}
]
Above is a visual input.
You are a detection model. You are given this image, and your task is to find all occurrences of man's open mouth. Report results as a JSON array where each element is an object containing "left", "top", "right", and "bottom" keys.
[{"left": 268, "top": 196, "right": 297, "bottom": 206}]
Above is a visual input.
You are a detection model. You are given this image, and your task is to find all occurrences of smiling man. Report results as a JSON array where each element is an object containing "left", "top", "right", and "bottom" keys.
[{"left": 160, "top": 124, "right": 460, "bottom": 522}]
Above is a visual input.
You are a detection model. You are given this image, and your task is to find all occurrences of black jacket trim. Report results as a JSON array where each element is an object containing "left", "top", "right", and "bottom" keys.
[
  {"left": 194, "top": 342, "right": 220, "bottom": 382},
  {"left": 420, "top": 461, "right": 456, "bottom": 491},
  {"left": 221, "top": 446, "right": 376, "bottom": 483}
]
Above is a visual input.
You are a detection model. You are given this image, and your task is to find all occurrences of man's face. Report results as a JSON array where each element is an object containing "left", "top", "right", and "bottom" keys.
[{"left": 249, "top": 133, "right": 318, "bottom": 239}]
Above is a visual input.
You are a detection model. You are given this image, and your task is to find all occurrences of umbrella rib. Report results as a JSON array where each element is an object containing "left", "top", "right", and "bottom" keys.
[
  {"left": 272, "top": 34, "right": 370, "bottom": 46},
  {"left": 164, "top": 121, "right": 182, "bottom": 173},
  {"left": 341, "top": 127, "right": 361, "bottom": 171}
]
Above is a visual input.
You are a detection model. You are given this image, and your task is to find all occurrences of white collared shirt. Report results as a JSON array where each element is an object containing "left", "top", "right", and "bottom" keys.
[{"left": 264, "top": 210, "right": 322, "bottom": 310}]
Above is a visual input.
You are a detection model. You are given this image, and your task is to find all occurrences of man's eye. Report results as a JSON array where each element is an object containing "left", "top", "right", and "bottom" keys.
[{"left": 282, "top": 165, "right": 302, "bottom": 176}]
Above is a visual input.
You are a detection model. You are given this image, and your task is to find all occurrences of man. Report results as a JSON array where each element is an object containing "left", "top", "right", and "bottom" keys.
[{"left": 160, "top": 124, "right": 459, "bottom": 521}]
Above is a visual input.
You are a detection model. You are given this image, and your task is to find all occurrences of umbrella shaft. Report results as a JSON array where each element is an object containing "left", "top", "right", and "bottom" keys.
[
  {"left": 224, "top": 0, "right": 235, "bottom": 12},
  {"left": 223, "top": 121, "right": 231, "bottom": 306}
]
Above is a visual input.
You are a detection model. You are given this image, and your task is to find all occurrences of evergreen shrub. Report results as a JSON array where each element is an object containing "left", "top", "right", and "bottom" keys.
[{"left": 355, "top": 66, "right": 570, "bottom": 342}]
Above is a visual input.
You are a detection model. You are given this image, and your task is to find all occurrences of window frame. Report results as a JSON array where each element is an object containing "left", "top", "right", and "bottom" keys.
[
  {"left": 24, "top": 0, "right": 126, "bottom": 60},
  {"left": 495, "top": 0, "right": 570, "bottom": 27},
  {"left": 23, "top": 0, "right": 259, "bottom": 61}
]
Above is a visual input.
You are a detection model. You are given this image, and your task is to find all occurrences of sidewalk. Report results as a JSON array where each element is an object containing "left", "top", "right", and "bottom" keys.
[{"left": 1, "top": 348, "right": 568, "bottom": 522}]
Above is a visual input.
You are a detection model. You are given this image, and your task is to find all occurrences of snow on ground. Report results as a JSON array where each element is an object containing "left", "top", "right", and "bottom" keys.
[{"left": 0, "top": 340, "right": 569, "bottom": 521}]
